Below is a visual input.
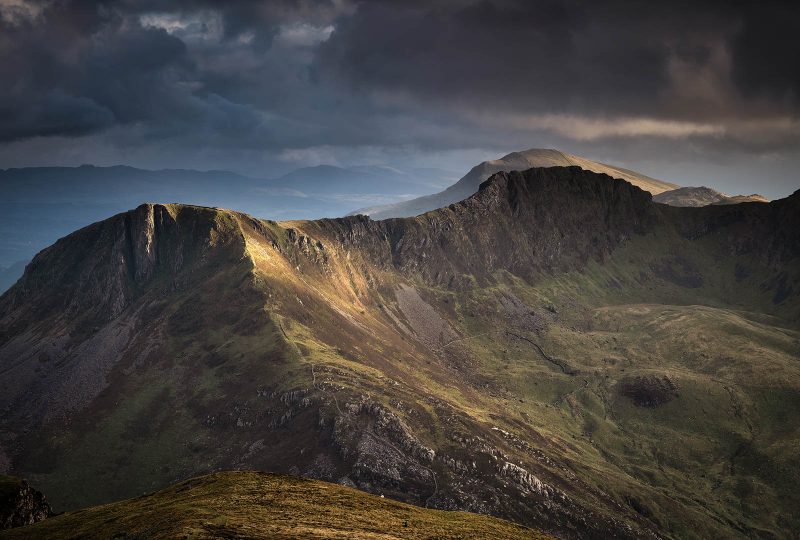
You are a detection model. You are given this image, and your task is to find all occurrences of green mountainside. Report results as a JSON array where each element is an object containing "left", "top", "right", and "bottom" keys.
[{"left": 1, "top": 167, "right": 798, "bottom": 538}]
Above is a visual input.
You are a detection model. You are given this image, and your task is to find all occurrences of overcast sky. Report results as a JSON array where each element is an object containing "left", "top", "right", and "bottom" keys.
[{"left": 0, "top": 0, "right": 798, "bottom": 198}]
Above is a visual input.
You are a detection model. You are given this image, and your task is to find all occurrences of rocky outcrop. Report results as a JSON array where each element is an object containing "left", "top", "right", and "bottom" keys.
[
  {"left": 0, "top": 476, "right": 52, "bottom": 529},
  {"left": 499, "top": 461, "right": 555, "bottom": 497},
  {"left": 329, "top": 398, "right": 436, "bottom": 504}
]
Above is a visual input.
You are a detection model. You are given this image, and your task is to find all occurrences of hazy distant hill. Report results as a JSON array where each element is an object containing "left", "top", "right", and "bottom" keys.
[
  {"left": 354, "top": 148, "right": 679, "bottom": 219},
  {"left": 265, "top": 164, "right": 455, "bottom": 202},
  {"left": 2, "top": 167, "right": 798, "bottom": 538},
  {"left": 653, "top": 186, "right": 769, "bottom": 207}
]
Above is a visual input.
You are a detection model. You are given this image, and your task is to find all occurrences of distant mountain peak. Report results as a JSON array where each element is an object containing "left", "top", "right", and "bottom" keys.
[
  {"left": 352, "top": 148, "right": 679, "bottom": 219},
  {"left": 653, "top": 186, "right": 769, "bottom": 207}
]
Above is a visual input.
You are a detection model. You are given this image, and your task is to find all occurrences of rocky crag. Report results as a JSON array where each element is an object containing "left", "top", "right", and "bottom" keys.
[{"left": 0, "top": 476, "right": 52, "bottom": 530}]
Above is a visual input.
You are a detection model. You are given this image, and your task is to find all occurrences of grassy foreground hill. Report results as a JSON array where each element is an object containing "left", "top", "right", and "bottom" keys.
[
  {"left": 0, "top": 471, "right": 551, "bottom": 539},
  {"left": 1, "top": 167, "right": 798, "bottom": 538}
]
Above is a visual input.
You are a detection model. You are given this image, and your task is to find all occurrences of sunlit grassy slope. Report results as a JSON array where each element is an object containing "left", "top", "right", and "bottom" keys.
[{"left": 0, "top": 472, "right": 552, "bottom": 540}]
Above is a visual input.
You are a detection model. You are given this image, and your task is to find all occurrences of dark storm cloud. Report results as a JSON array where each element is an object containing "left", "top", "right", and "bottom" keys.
[
  {"left": 730, "top": 2, "right": 800, "bottom": 101},
  {"left": 318, "top": 0, "right": 800, "bottom": 121},
  {"left": 0, "top": 89, "right": 114, "bottom": 141},
  {"left": 0, "top": 0, "right": 191, "bottom": 140},
  {"left": 0, "top": 0, "right": 798, "bottom": 178},
  {"left": 0, "top": 0, "right": 346, "bottom": 144},
  {"left": 318, "top": 0, "right": 667, "bottom": 116}
]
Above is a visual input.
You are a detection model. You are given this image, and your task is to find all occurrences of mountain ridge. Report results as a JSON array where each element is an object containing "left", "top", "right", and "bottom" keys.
[
  {"left": 0, "top": 162, "right": 453, "bottom": 275},
  {"left": 2, "top": 167, "right": 799, "bottom": 538}
]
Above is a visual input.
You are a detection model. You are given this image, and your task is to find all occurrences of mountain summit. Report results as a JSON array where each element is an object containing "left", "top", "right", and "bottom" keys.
[
  {"left": 1, "top": 167, "right": 799, "bottom": 538},
  {"left": 354, "top": 149, "right": 679, "bottom": 219}
]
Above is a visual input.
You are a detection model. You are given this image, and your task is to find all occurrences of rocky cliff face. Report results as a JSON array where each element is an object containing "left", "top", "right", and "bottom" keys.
[
  {"left": 1, "top": 167, "right": 799, "bottom": 539},
  {"left": 0, "top": 203, "right": 247, "bottom": 330},
  {"left": 318, "top": 167, "right": 661, "bottom": 285},
  {"left": 0, "top": 476, "right": 52, "bottom": 529},
  {"left": 318, "top": 168, "right": 797, "bottom": 311}
]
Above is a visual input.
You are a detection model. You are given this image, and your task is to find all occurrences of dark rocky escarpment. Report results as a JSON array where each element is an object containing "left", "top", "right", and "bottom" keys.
[
  {"left": 0, "top": 476, "right": 52, "bottom": 529},
  {"left": 312, "top": 168, "right": 799, "bottom": 312},
  {"left": 663, "top": 187, "right": 800, "bottom": 288},
  {"left": 0, "top": 203, "right": 260, "bottom": 434},
  {"left": 0, "top": 203, "right": 247, "bottom": 333},
  {"left": 312, "top": 167, "right": 661, "bottom": 285}
]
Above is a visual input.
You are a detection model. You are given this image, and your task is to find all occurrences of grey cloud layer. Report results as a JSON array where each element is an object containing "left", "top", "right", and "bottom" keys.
[
  {"left": 318, "top": 1, "right": 799, "bottom": 132},
  {"left": 0, "top": 0, "right": 798, "bottom": 172},
  {"left": 0, "top": 0, "right": 347, "bottom": 143}
]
